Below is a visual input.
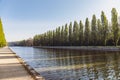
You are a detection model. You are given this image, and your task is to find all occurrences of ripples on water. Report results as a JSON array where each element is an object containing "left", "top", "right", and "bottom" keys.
[{"left": 11, "top": 47, "right": 120, "bottom": 80}]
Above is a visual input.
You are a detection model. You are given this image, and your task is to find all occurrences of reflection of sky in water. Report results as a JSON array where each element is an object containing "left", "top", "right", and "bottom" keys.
[{"left": 11, "top": 47, "right": 120, "bottom": 80}]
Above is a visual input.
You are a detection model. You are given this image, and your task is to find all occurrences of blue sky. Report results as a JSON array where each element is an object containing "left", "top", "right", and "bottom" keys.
[{"left": 0, "top": 0, "right": 120, "bottom": 42}]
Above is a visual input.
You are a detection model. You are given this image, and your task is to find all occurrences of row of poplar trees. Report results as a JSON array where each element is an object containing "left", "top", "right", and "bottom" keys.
[
  {"left": 0, "top": 18, "right": 7, "bottom": 47},
  {"left": 33, "top": 8, "right": 120, "bottom": 46}
]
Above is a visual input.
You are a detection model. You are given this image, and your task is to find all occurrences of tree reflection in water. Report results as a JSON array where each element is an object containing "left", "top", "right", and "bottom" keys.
[{"left": 11, "top": 47, "right": 120, "bottom": 80}]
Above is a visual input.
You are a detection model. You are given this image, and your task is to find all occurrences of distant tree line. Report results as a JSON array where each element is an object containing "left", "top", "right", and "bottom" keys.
[
  {"left": 9, "top": 38, "right": 33, "bottom": 46},
  {"left": 33, "top": 8, "right": 120, "bottom": 46},
  {"left": 0, "top": 18, "right": 7, "bottom": 47}
]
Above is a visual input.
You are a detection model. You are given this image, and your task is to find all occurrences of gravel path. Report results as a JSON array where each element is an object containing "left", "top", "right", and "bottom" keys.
[{"left": 0, "top": 47, "right": 34, "bottom": 80}]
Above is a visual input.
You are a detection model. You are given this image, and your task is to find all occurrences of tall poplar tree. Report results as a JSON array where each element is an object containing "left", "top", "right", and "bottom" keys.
[
  {"left": 91, "top": 15, "right": 97, "bottom": 45},
  {"left": 53, "top": 30, "right": 56, "bottom": 46},
  {"left": 79, "top": 20, "right": 84, "bottom": 45},
  {"left": 84, "top": 18, "right": 90, "bottom": 46},
  {"left": 0, "top": 18, "right": 6, "bottom": 47},
  {"left": 48, "top": 30, "right": 53, "bottom": 46},
  {"left": 97, "top": 19, "right": 102, "bottom": 45},
  {"left": 58, "top": 27, "right": 61, "bottom": 45},
  {"left": 73, "top": 21, "right": 79, "bottom": 45},
  {"left": 55, "top": 27, "right": 61, "bottom": 45},
  {"left": 64, "top": 24, "right": 68, "bottom": 45},
  {"left": 101, "top": 11, "right": 109, "bottom": 46},
  {"left": 33, "top": 35, "right": 40, "bottom": 46},
  {"left": 61, "top": 26, "right": 64, "bottom": 45},
  {"left": 111, "top": 8, "right": 119, "bottom": 46},
  {"left": 69, "top": 22, "right": 72, "bottom": 46}
]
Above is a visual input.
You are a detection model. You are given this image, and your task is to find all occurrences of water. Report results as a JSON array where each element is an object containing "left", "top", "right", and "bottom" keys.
[{"left": 10, "top": 47, "right": 120, "bottom": 80}]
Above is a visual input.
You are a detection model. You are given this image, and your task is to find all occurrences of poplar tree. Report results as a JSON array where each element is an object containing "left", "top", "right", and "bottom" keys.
[
  {"left": 97, "top": 19, "right": 102, "bottom": 45},
  {"left": 69, "top": 22, "right": 72, "bottom": 46},
  {"left": 33, "top": 35, "right": 40, "bottom": 46},
  {"left": 48, "top": 31, "right": 53, "bottom": 46},
  {"left": 101, "top": 11, "right": 109, "bottom": 46},
  {"left": 55, "top": 28, "right": 58, "bottom": 45},
  {"left": 111, "top": 8, "right": 119, "bottom": 46},
  {"left": 55, "top": 27, "right": 61, "bottom": 45},
  {"left": 43, "top": 33, "right": 47, "bottom": 46},
  {"left": 61, "top": 26, "right": 64, "bottom": 45},
  {"left": 64, "top": 24, "right": 68, "bottom": 45},
  {"left": 53, "top": 30, "right": 56, "bottom": 46},
  {"left": 0, "top": 18, "right": 6, "bottom": 47},
  {"left": 73, "top": 21, "right": 79, "bottom": 45},
  {"left": 84, "top": 18, "right": 90, "bottom": 46},
  {"left": 91, "top": 15, "right": 97, "bottom": 45},
  {"left": 58, "top": 27, "right": 61, "bottom": 45},
  {"left": 79, "top": 20, "right": 84, "bottom": 45}
]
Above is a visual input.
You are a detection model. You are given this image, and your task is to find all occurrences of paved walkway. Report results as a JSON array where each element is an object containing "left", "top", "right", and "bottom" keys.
[{"left": 0, "top": 47, "right": 34, "bottom": 80}]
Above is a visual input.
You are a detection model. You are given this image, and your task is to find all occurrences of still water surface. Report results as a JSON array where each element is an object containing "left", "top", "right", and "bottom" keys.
[{"left": 10, "top": 47, "right": 120, "bottom": 80}]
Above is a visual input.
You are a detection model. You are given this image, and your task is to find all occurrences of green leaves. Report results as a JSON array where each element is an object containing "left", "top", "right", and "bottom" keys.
[
  {"left": 111, "top": 8, "right": 119, "bottom": 46},
  {"left": 79, "top": 21, "right": 84, "bottom": 45},
  {"left": 84, "top": 18, "right": 90, "bottom": 46},
  {"left": 73, "top": 21, "right": 79, "bottom": 45},
  {"left": 33, "top": 8, "right": 120, "bottom": 46},
  {"left": 0, "top": 18, "right": 6, "bottom": 47},
  {"left": 91, "top": 15, "right": 97, "bottom": 45},
  {"left": 101, "top": 11, "right": 109, "bottom": 46}
]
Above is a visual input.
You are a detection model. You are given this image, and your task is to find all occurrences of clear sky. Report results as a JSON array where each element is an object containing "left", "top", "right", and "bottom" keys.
[{"left": 0, "top": 0, "right": 120, "bottom": 42}]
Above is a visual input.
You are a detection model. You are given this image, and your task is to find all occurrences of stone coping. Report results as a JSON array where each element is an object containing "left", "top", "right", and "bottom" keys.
[{"left": 34, "top": 46, "right": 120, "bottom": 51}]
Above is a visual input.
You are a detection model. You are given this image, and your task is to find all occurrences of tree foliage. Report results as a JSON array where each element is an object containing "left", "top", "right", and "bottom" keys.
[
  {"left": 84, "top": 18, "right": 90, "bottom": 46},
  {"left": 79, "top": 21, "right": 84, "bottom": 45},
  {"left": 101, "top": 11, "right": 109, "bottom": 46},
  {"left": 0, "top": 18, "right": 7, "bottom": 47},
  {"left": 22, "top": 8, "right": 119, "bottom": 46},
  {"left": 69, "top": 22, "right": 73, "bottom": 46},
  {"left": 73, "top": 21, "right": 79, "bottom": 45},
  {"left": 91, "top": 15, "right": 97, "bottom": 45},
  {"left": 111, "top": 8, "right": 119, "bottom": 46}
]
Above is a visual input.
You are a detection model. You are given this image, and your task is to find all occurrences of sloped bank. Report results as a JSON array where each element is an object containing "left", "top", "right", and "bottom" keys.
[
  {"left": 34, "top": 46, "right": 120, "bottom": 51},
  {"left": 8, "top": 47, "right": 45, "bottom": 80}
]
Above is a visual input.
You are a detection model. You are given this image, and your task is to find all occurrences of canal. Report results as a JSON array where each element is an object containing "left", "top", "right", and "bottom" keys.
[{"left": 10, "top": 47, "right": 120, "bottom": 80}]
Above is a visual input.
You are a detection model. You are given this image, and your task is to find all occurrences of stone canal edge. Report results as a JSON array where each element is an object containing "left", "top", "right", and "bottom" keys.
[{"left": 8, "top": 47, "right": 45, "bottom": 80}]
